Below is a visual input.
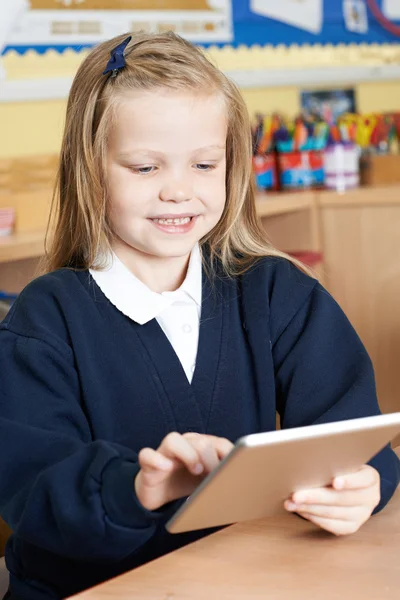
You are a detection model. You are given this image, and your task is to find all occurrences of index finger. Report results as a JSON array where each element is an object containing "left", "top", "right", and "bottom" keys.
[
  {"left": 183, "top": 434, "right": 234, "bottom": 460},
  {"left": 333, "top": 465, "right": 380, "bottom": 491},
  {"left": 206, "top": 435, "right": 234, "bottom": 459},
  {"left": 159, "top": 432, "right": 203, "bottom": 475}
]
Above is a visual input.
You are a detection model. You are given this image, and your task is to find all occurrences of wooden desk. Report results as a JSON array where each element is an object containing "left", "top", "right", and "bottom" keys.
[{"left": 71, "top": 489, "right": 400, "bottom": 599}]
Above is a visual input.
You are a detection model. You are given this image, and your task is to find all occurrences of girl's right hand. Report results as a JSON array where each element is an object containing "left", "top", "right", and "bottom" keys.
[{"left": 134, "top": 432, "right": 234, "bottom": 512}]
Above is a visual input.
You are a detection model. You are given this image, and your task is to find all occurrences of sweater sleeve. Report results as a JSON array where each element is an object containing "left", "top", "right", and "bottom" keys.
[
  {"left": 272, "top": 280, "right": 400, "bottom": 514},
  {"left": 0, "top": 328, "right": 177, "bottom": 563}
]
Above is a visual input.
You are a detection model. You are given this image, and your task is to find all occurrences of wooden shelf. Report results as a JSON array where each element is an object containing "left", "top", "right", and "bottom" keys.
[
  {"left": 256, "top": 191, "right": 315, "bottom": 217},
  {"left": 0, "top": 230, "right": 45, "bottom": 263},
  {"left": 317, "top": 185, "right": 400, "bottom": 208},
  {"left": 258, "top": 185, "right": 400, "bottom": 212}
]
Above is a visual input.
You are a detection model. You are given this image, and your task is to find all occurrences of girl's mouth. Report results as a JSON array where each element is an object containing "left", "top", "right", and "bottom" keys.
[{"left": 149, "top": 215, "right": 198, "bottom": 234}]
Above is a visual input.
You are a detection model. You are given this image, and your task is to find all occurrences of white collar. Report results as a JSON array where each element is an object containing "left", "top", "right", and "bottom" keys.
[{"left": 89, "top": 244, "right": 202, "bottom": 325}]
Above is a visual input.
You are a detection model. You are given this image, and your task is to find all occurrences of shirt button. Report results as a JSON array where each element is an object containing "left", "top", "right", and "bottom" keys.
[
  {"left": 182, "top": 323, "right": 192, "bottom": 334},
  {"left": 191, "top": 364, "right": 196, "bottom": 372}
]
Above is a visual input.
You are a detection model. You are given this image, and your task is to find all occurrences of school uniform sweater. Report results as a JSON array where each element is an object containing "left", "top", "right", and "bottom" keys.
[
  {"left": 89, "top": 243, "right": 202, "bottom": 382},
  {"left": 0, "top": 257, "right": 398, "bottom": 600}
]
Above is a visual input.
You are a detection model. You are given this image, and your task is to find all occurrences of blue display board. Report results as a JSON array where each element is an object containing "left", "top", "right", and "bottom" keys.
[
  {"left": 2, "top": 0, "right": 400, "bottom": 55},
  {"left": 231, "top": 0, "right": 400, "bottom": 48}
]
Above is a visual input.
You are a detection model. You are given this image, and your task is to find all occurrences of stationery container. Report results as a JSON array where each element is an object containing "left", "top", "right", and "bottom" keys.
[
  {"left": 324, "top": 143, "right": 359, "bottom": 191},
  {"left": 253, "top": 154, "right": 278, "bottom": 191},
  {"left": 278, "top": 151, "right": 324, "bottom": 190}
]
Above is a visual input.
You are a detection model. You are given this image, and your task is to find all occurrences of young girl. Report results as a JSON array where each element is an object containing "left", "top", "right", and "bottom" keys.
[{"left": 0, "top": 32, "right": 398, "bottom": 600}]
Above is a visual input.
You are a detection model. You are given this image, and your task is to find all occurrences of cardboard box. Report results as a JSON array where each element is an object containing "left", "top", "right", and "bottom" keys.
[{"left": 360, "top": 154, "right": 400, "bottom": 186}]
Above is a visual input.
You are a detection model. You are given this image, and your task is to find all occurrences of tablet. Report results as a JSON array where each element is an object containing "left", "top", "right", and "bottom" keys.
[{"left": 166, "top": 412, "right": 400, "bottom": 534}]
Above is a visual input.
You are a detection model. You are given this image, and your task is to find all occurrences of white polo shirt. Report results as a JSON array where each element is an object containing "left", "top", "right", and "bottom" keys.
[{"left": 89, "top": 244, "right": 202, "bottom": 383}]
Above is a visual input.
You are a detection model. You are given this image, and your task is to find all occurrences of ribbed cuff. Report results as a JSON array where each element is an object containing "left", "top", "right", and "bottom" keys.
[{"left": 101, "top": 459, "right": 166, "bottom": 529}]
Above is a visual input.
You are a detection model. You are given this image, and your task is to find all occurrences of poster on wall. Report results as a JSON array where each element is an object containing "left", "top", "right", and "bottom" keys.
[
  {"left": 301, "top": 88, "right": 357, "bottom": 122},
  {"left": 3, "top": 0, "right": 233, "bottom": 53},
  {"left": 250, "top": 0, "right": 323, "bottom": 34}
]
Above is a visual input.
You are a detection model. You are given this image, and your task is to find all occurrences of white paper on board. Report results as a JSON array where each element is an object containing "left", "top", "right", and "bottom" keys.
[
  {"left": 0, "top": 0, "right": 29, "bottom": 54},
  {"left": 343, "top": 0, "right": 369, "bottom": 34},
  {"left": 6, "top": 1, "right": 233, "bottom": 47},
  {"left": 250, "top": 0, "right": 323, "bottom": 34},
  {"left": 0, "top": 0, "right": 29, "bottom": 80},
  {"left": 383, "top": 0, "right": 400, "bottom": 20}
]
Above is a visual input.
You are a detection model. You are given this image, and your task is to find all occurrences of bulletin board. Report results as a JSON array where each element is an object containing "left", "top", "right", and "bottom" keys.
[
  {"left": 233, "top": 1, "right": 400, "bottom": 47},
  {"left": 2, "top": 0, "right": 400, "bottom": 55},
  {"left": 2, "top": 0, "right": 233, "bottom": 55}
]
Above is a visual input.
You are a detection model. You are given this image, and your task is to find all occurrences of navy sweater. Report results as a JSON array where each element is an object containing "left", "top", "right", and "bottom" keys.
[{"left": 0, "top": 257, "right": 398, "bottom": 599}]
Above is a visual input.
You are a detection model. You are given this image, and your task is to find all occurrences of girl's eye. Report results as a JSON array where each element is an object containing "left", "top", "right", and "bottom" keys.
[
  {"left": 132, "top": 166, "right": 156, "bottom": 174},
  {"left": 196, "top": 163, "right": 216, "bottom": 171}
]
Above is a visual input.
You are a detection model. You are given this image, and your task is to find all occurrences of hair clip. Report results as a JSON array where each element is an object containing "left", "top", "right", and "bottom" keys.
[{"left": 103, "top": 35, "right": 132, "bottom": 78}]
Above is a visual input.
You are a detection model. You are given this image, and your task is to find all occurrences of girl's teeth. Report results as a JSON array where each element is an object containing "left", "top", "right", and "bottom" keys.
[{"left": 153, "top": 217, "right": 191, "bottom": 225}]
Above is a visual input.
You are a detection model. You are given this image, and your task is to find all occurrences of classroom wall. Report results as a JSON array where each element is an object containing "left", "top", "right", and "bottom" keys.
[
  {"left": 2, "top": 44, "right": 400, "bottom": 158},
  {"left": 241, "top": 81, "right": 400, "bottom": 121}
]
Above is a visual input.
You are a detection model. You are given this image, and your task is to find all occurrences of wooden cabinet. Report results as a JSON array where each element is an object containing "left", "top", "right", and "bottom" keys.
[
  {"left": 259, "top": 186, "right": 400, "bottom": 445},
  {"left": 257, "top": 190, "right": 324, "bottom": 282},
  {"left": 317, "top": 187, "right": 400, "bottom": 428}
]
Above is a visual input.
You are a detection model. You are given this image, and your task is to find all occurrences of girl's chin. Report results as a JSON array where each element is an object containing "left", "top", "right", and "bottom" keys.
[{"left": 116, "top": 240, "right": 198, "bottom": 260}]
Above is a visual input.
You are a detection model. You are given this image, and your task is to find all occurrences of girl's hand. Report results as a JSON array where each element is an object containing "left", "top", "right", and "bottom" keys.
[
  {"left": 284, "top": 465, "right": 381, "bottom": 535},
  {"left": 135, "top": 432, "right": 234, "bottom": 512}
]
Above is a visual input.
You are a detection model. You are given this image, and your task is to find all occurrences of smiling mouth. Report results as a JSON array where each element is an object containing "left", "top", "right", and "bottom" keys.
[
  {"left": 149, "top": 215, "right": 198, "bottom": 234},
  {"left": 152, "top": 216, "right": 193, "bottom": 225}
]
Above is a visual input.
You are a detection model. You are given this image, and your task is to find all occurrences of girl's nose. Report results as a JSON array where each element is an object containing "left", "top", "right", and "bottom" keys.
[{"left": 159, "top": 179, "right": 193, "bottom": 203}]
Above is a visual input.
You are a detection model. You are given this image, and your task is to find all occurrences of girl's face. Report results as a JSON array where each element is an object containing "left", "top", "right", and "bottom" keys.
[{"left": 106, "top": 89, "right": 227, "bottom": 265}]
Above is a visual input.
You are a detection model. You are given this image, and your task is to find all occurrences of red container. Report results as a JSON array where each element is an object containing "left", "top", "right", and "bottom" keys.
[
  {"left": 278, "top": 151, "right": 325, "bottom": 190},
  {"left": 253, "top": 154, "right": 278, "bottom": 191}
]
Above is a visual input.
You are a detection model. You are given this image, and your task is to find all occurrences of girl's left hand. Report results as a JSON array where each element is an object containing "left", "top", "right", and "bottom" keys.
[{"left": 284, "top": 465, "right": 381, "bottom": 536}]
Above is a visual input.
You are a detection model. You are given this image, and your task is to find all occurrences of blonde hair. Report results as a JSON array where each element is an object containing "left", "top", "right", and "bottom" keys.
[{"left": 43, "top": 31, "right": 310, "bottom": 277}]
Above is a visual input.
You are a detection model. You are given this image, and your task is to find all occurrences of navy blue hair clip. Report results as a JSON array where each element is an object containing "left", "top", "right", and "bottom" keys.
[{"left": 103, "top": 35, "right": 132, "bottom": 78}]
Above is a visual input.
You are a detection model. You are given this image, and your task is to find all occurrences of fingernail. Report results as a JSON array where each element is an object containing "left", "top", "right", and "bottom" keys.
[
  {"left": 285, "top": 501, "right": 296, "bottom": 511},
  {"left": 193, "top": 463, "right": 204, "bottom": 475},
  {"left": 294, "top": 493, "right": 306, "bottom": 503},
  {"left": 335, "top": 478, "right": 344, "bottom": 489}
]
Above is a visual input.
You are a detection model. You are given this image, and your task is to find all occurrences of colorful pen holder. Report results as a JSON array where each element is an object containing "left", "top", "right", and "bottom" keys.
[
  {"left": 253, "top": 154, "right": 278, "bottom": 191},
  {"left": 278, "top": 151, "right": 325, "bottom": 190},
  {"left": 324, "top": 143, "right": 360, "bottom": 192}
]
